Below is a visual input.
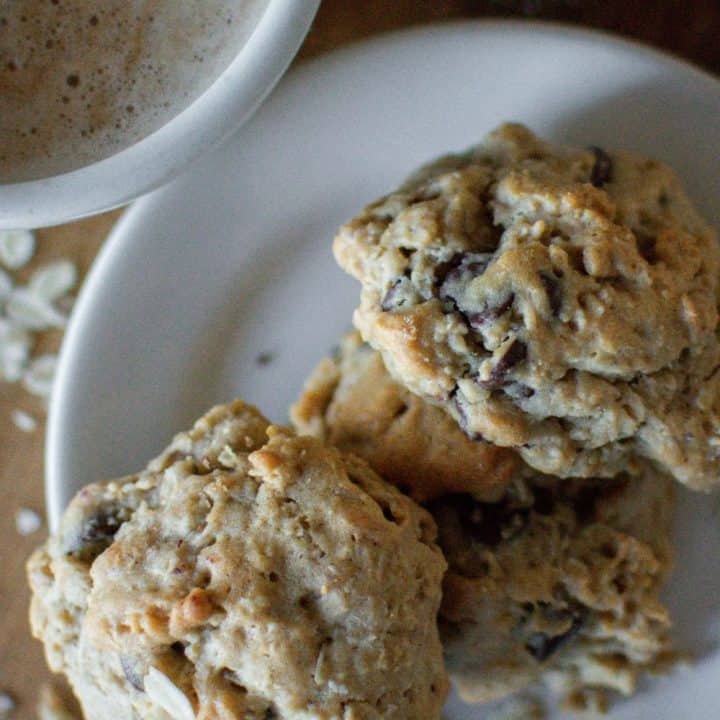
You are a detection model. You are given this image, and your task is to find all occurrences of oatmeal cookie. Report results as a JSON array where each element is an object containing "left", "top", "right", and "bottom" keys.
[
  {"left": 435, "top": 469, "right": 675, "bottom": 707},
  {"left": 333, "top": 123, "right": 720, "bottom": 487},
  {"left": 293, "top": 343, "right": 676, "bottom": 707},
  {"left": 28, "top": 400, "right": 448, "bottom": 720}
]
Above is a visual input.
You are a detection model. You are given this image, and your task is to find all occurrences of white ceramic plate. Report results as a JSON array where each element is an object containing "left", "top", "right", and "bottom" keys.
[{"left": 48, "top": 21, "right": 720, "bottom": 718}]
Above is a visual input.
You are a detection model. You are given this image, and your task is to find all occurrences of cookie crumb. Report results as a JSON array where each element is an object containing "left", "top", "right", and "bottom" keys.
[
  {"left": 11, "top": 408, "right": 37, "bottom": 433},
  {"left": 255, "top": 350, "right": 275, "bottom": 366},
  {"left": 0, "top": 320, "right": 31, "bottom": 383},
  {"left": 15, "top": 507, "right": 42, "bottom": 535}
]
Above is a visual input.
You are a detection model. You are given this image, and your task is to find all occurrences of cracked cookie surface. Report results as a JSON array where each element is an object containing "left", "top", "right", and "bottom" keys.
[
  {"left": 293, "top": 340, "right": 677, "bottom": 708},
  {"left": 28, "top": 400, "right": 448, "bottom": 720},
  {"left": 333, "top": 123, "right": 720, "bottom": 487}
]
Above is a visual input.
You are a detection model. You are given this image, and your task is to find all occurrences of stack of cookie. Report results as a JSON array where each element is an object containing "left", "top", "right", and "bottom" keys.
[
  {"left": 28, "top": 125, "right": 719, "bottom": 719},
  {"left": 293, "top": 124, "right": 719, "bottom": 712}
]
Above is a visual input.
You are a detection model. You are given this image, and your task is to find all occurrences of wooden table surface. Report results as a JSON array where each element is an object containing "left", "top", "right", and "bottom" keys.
[{"left": 1, "top": 1, "right": 718, "bottom": 717}]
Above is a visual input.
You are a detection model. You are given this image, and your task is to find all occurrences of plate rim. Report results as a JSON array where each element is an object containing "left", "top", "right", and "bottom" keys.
[{"left": 46, "top": 17, "right": 720, "bottom": 528}]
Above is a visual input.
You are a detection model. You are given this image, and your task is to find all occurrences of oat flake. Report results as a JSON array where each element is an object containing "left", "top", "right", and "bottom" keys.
[
  {"left": 15, "top": 507, "right": 42, "bottom": 535},
  {"left": 22, "top": 354, "right": 58, "bottom": 398},
  {"left": 11, "top": 408, "right": 37, "bottom": 432},
  {"left": 0, "top": 324, "right": 31, "bottom": 383},
  {"left": 144, "top": 668, "right": 195, "bottom": 720},
  {"left": 218, "top": 445, "right": 240, "bottom": 468},
  {"left": 0, "top": 229, "right": 35, "bottom": 270}
]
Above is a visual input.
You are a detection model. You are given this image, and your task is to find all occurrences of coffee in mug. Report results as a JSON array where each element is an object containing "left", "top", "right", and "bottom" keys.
[{"left": 0, "top": 0, "right": 268, "bottom": 183}]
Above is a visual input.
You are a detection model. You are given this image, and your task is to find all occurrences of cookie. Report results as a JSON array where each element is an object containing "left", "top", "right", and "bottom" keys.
[
  {"left": 333, "top": 123, "right": 720, "bottom": 488},
  {"left": 28, "top": 400, "right": 448, "bottom": 720},
  {"left": 291, "top": 331, "right": 518, "bottom": 503},
  {"left": 435, "top": 469, "right": 675, "bottom": 707},
  {"left": 293, "top": 341, "right": 676, "bottom": 707}
]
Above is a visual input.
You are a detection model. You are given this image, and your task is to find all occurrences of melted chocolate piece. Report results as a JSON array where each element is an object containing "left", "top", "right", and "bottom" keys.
[
  {"left": 438, "top": 252, "right": 494, "bottom": 304},
  {"left": 531, "top": 486, "right": 556, "bottom": 516},
  {"left": 539, "top": 272, "right": 562, "bottom": 316},
  {"left": 429, "top": 494, "right": 530, "bottom": 549},
  {"left": 478, "top": 339, "right": 527, "bottom": 389},
  {"left": 467, "top": 293, "right": 515, "bottom": 329},
  {"left": 589, "top": 146, "right": 613, "bottom": 188},
  {"left": 64, "top": 508, "right": 123, "bottom": 561},
  {"left": 637, "top": 235, "right": 659, "bottom": 264},
  {"left": 433, "top": 252, "right": 465, "bottom": 286},
  {"left": 381, "top": 278, "right": 404, "bottom": 311}
]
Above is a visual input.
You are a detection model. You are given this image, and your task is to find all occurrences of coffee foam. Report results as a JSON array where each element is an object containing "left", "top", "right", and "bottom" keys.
[{"left": 0, "top": 0, "right": 267, "bottom": 182}]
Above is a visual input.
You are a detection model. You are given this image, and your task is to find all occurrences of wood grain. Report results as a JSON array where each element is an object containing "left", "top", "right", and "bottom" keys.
[{"left": 0, "top": 1, "right": 716, "bottom": 717}]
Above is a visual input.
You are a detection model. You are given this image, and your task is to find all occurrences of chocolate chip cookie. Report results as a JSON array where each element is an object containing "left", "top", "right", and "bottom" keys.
[
  {"left": 293, "top": 339, "right": 676, "bottom": 710},
  {"left": 28, "top": 400, "right": 448, "bottom": 720},
  {"left": 435, "top": 470, "right": 675, "bottom": 710},
  {"left": 333, "top": 123, "right": 720, "bottom": 487}
]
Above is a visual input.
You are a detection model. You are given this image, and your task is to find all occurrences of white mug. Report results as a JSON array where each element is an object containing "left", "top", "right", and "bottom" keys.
[{"left": 0, "top": 0, "right": 319, "bottom": 229}]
